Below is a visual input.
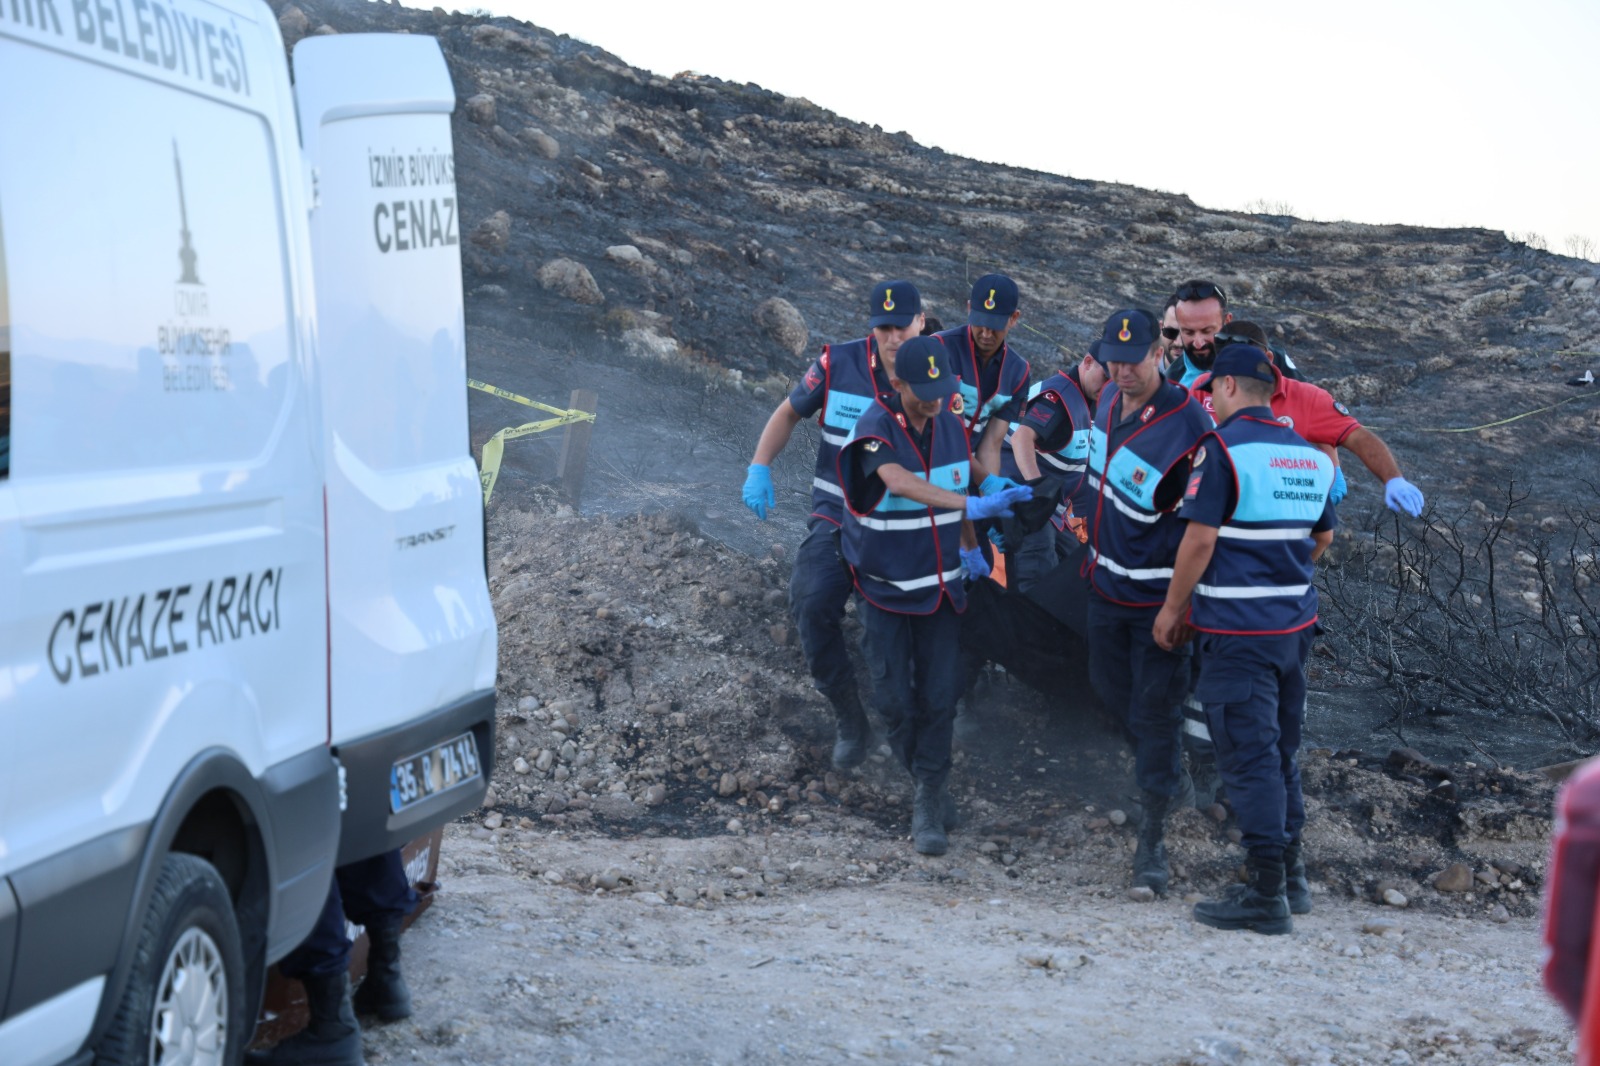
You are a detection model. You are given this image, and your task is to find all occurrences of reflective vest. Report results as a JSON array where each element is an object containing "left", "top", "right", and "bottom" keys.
[
  {"left": 936, "top": 326, "right": 1029, "bottom": 441},
  {"left": 1085, "top": 380, "right": 1212, "bottom": 606},
  {"left": 999, "top": 370, "right": 1094, "bottom": 530},
  {"left": 838, "top": 398, "right": 970, "bottom": 615},
  {"left": 1189, "top": 413, "right": 1334, "bottom": 635},
  {"left": 808, "top": 337, "right": 894, "bottom": 525}
]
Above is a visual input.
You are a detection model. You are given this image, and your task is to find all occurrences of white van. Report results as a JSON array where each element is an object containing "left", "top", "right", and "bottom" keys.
[{"left": 0, "top": 9, "right": 495, "bottom": 1066}]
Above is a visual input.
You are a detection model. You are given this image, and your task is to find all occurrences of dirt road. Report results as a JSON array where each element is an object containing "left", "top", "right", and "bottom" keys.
[{"left": 361, "top": 823, "right": 1567, "bottom": 1066}]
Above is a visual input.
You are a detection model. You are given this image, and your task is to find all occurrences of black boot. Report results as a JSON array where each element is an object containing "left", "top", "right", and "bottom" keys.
[
  {"left": 352, "top": 915, "right": 412, "bottom": 1021},
  {"left": 829, "top": 689, "right": 871, "bottom": 770},
  {"left": 1133, "top": 790, "right": 1172, "bottom": 894},
  {"left": 911, "top": 782, "right": 949, "bottom": 856},
  {"left": 939, "top": 782, "right": 960, "bottom": 831},
  {"left": 1283, "top": 841, "right": 1311, "bottom": 916},
  {"left": 1193, "top": 851, "right": 1293, "bottom": 935},
  {"left": 247, "top": 973, "right": 364, "bottom": 1066}
]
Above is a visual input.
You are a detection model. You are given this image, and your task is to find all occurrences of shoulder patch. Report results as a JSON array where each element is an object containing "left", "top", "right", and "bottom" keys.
[
  {"left": 863, "top": 440, "right": 880, "bottom": 452},
  {"left": 1192, "top": 445, "right": 1206, "bottom": 467},
  {"left": 1333, "top": 400, "right": 1352, "bottom": 417},
  {"left": 1277, "top": 414, "right": 1295, "bottom": 428},
  {"left": 950, "top": 394, "right": 965, "bottom": 416}
]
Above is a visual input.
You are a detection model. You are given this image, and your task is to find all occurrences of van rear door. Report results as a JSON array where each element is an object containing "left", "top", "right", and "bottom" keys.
[{"left": 293, "top": 35, "right": 497, "bottom": 863}]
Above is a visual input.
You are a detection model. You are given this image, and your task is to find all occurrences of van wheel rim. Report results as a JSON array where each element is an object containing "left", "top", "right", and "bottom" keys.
[{"left": 149, "top": 927, "right": 228, "bottom": 1066}]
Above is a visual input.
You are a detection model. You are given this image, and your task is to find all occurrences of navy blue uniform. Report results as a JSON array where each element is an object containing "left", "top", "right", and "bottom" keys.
[
  {"left": 279, "top": 851, "right": 418, "bottom": 979},
  {"left": 936, "top": 325, "right": 1030, "bottom": 443},
  {"left": 784, "top": 338, "right": 895, "bottom": 701},
  {"left": 839, "top": 395, "right": 970, "bottom": 789},
  {"left": 1083, "top": 380, "right": 1213, "bottom": 797},
  {"left": 1179, "top": 407, "right": 1336, "bottom": 854}
]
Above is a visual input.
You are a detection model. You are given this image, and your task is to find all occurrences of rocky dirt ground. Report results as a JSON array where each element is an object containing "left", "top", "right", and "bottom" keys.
[{"left": 344, "top": 501, "right": 1573, "bottom": 1065}]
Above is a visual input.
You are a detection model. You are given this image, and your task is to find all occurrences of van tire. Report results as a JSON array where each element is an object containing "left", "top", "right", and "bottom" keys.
[{"left": 95, "top": 853, "right": 246, "bottom": 1066}]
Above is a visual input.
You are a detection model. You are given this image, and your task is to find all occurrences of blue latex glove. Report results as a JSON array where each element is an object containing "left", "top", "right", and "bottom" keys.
[
  {"left": 987, "top": 526, "right": 1008, "bottom": 551},
  {"left": 980, "top": 473, "right": 1018, "bottom": 497},
  {"left": 1328, "top": 467, "right": 1348, "bottom": 507},
  {"left": 960, "top": 545, "right": 991, "bottom": 581},
  {"left": 965, "top": 484, "right": 1033, "bottom": 521},
  {"left": 742, "top": 464, "right": 775, "bottom": 520},
  {"left": 1384, "top": 476, "right": 1424, "bottom": 518}
]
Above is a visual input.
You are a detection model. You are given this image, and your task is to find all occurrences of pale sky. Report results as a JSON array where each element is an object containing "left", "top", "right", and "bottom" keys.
[{"left": 445, "top": 0, "right": 1600, "bottom": 259}]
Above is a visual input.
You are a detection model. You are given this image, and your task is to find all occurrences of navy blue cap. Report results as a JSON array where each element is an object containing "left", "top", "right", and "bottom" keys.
[
  {"left": 1195, "top": 343, "right": 1277, "bottom": 391},
  {"left": 1097, "top": 308, "right": 1160, "bottom": 362},
  {"left": 868, "top": 280, "right": 921, "bottom": 329},
  {"left": 894, "top": 336, "right": 956, "bottom": 401},
  {"left": 968, "top": 273, "right": 1019, "bottom": 331}
]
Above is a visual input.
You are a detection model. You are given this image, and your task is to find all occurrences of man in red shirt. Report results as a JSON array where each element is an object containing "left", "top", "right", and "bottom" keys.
[{"left": 1189, "top": 322, "right": 1424, "bottom": 517}]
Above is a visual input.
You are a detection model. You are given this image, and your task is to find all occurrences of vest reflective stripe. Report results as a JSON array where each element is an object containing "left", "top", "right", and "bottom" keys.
[
  {"left": 1041, "top": 451, "right": 1087, "bottom": 474},
  {"left": 1217, "top": 525, "right": 1312, "bottom": 541},
  {"left": 858, "top": 565, "right": 965, "bottom": 591},
  {"left": 810, "top": 338, "right": 893, "bottom": 524},
  {"left": 1088, "top": 548, "right": 1174, "bottom": 581},
  {"left": 839, "top": 400, "right": 970, "bottom": 615},
  {"left": 1194, "top": 582, "right": 1312, "bottom": 599},
  {"left": 854, "top": 510, "right": 964, "bottom": 532},
  {"left": 1189, "top": 415, "right": 1334, "bottom": 634},
  {"left": 1085, "top": 382, "right": 1211, "bottom": 605}
]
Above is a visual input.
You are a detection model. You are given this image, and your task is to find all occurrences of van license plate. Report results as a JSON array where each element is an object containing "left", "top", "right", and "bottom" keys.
[{"left": 390, "top": 732, "right": 482, "bottom": 814}]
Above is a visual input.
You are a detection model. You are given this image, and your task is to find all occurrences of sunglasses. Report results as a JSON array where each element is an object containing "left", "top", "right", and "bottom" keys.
[
  {"left": 1160, "top": 327, "right": 1180, "bottom": 340},
  {"left": 1174, "top": 281, "right": 1229, "bottom": 308},
  {"left": 1212, "top": 331, "right": 1266, "bottom": 351}
]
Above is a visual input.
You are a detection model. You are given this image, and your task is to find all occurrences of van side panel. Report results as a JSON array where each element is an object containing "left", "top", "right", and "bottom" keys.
[
  {"left": 294, "top": 36, "right": 498, "bottom": 861},
  {"left": 0, "top": 878, "right": 17, "bottom": 1018},
  {"left": 5, "top": 826, "right": 145, "bottom": 1017},
  {"left": 0, "top": 34, "right": 327, "bottom": 882},
  {"left": 0, "top": 2, "right": 337, "bottom": 1051}
]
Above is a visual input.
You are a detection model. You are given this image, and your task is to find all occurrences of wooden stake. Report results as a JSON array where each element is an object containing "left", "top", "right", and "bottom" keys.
[{"left": 558, "top": 388, "right": 597, "bottom": 506}]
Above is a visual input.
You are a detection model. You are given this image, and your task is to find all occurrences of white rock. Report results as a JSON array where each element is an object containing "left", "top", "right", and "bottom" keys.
[{"left": 1382, "top": 889, "right": 1409, "bottom": 908}]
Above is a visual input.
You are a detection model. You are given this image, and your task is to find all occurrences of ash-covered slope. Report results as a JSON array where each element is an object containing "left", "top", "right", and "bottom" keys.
[
  {"left": 285, "top": 0, "right": 1595, "bottom": 376},
  {"left": 276, "top": 0, "right": 1598, "bottom": 521}
]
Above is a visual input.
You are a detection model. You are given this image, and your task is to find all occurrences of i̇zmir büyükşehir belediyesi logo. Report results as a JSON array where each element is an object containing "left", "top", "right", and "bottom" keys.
[{"left": 161, "top": 140, "right": 233, "bottom": 392}]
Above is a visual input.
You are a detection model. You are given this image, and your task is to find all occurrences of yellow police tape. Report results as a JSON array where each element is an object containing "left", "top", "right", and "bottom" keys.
[
  {"left": 468, "top": 379, "right": 596, "bottom": 504},
  {"left": 1417, "top": 390, "right": 1598, "bottom": 434}
]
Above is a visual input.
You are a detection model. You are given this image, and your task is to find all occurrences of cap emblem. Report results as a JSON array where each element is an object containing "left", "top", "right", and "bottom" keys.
[
  {"left": 883, "top": 288, "right": 896, "bottom": 312},
  {"left": 984, "top": 289, "right": 997, "bottom": 311},
  {"left": 926, "top": 355, "right": 940, "bottom": 379},
  {"left": 1118, "top": 318, "right": 1132, "bottom": 343}
]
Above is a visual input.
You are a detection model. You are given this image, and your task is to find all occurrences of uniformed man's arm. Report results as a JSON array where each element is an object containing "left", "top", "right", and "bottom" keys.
[
  {"left": 1010, "top": 426, "right": 1043, "bottom": 481},
  {"left": 1340, "top": 426, "right": 1403, "bottom": 484},
  {"left": 1312, "top": 529, "right": 1334, "bottom": 562},
  {"left": 751, "top": 399, "right": 805, "bottom": 466},
  {"left": 876, "top": 462, "right": 970, "bottom": 512},
  {"left": 975, "top": 417, "right": 1009, "bottom": 477},
  {"left": 1154, "top": 522, "right": 1218, "bottom": 651}
]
